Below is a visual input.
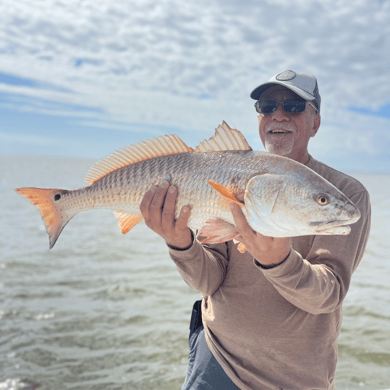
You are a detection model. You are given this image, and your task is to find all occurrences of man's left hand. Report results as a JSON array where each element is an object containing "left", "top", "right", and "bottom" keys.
[{"left": 229, "top": 202, "right": 291, "bottom": 267}]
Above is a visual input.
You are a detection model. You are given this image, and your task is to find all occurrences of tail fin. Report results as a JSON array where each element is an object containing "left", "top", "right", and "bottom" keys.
[{"left": 15, "top": 187, "right": 76, "bottom": 249}]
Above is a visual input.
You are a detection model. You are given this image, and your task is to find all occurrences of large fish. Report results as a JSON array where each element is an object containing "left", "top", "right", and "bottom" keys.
[{"left": 15, "top": 122, "right": 360, "bottom": 250}]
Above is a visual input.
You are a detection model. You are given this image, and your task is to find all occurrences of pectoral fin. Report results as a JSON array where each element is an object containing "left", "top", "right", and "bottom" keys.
[{"left": 206, "top": 180, "right": 243, "bottom": 206}]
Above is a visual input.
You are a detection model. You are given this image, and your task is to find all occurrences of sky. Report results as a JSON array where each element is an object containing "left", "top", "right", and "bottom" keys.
[{"left": 0, "top": 0, "right": 390, "bottom": 173}]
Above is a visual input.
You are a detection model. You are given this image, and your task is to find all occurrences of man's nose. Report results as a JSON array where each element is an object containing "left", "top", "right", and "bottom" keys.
[{"left": 271, "top": 104, "right": 289, "bottom": 121}]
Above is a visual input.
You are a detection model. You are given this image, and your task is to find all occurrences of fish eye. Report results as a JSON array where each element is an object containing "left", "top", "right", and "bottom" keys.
[{"left": 316, "top": 194, "right": 329, "bottom": 206}]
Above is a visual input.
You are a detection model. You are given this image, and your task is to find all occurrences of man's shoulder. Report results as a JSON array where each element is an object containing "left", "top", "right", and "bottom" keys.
[{"left": 307, "top": 156, "right": 368, "bottom": 199}]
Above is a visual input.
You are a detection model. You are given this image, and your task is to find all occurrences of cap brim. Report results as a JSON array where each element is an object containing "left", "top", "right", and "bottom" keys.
[{"left": 250, "top": 81, "right": 315, "bottom": 101}]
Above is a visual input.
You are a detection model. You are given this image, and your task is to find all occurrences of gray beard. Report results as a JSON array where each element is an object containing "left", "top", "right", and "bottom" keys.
[{"left": 264, "top": 138, "right": 294, "bottom": 156}]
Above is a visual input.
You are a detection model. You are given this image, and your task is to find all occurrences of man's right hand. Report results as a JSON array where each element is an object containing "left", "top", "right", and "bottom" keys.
[{"left": 140, "top": 180, "right": 193, "bottom": 249}]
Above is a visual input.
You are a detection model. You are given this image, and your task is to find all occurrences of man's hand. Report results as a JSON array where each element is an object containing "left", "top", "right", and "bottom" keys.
[
  {"left": 140, "top": 180, "right": 193, "bottom": 249},
  {"left": 229, "top": 202, "right": 291, "bottom": 267}
]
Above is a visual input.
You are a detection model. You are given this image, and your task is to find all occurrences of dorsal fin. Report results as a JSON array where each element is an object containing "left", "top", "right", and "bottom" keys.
[
  {"left": 85, "top": 134, "right": 193, "bottom": 184},
  {"left": 194, "top": 121, "right": 252, "bottom": 153}
]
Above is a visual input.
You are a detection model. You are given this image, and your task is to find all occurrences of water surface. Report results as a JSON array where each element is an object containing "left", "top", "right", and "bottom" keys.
[{"left": 0, "top": 155, "right": 389, "bottom": 389}]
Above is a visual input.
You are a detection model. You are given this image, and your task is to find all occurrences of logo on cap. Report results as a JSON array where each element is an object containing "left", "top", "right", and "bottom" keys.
[{"left": 275, "top": 70, "right": 296, "bottom": 81}]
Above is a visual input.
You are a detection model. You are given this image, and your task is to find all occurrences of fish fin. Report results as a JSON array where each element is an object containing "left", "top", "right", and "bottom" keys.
[
  {"left": 237, "top": 242, "right": 247, "bottom": 253},
  {"left": 85, "top": 135, "right": 194, "bottom": 185},
  {"left": 198, "top": 219, "right": 247, "bottom": 252},
  {"left": 206, "top": 180, "right": 243, "bottom": 206},
  {"left": 113, "top": 211, "right": 144, "bottom": 234},
  {"left": 194, "top": 122, "right": 252, "bottom": 153},
  {"left": 15, "top": 187, "right": 76, "bottom": 249},
  {"left": 233, "top": 238, "right": 247, "bottom": 252},
  {"left": 198, "top": 218, "right": 240, "bottom": 244}
]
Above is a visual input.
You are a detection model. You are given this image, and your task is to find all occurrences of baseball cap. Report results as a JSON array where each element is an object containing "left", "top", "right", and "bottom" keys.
[{"left": 250, "top": 70, "right": 321, "bottom": 113}]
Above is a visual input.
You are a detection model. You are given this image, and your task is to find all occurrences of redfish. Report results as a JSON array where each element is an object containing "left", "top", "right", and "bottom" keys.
[{"left": 15, "top": 122, "right": 360, "bottom": 250}]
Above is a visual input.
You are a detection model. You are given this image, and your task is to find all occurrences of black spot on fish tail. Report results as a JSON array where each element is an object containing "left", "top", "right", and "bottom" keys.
[{"left": 54, "top": 190, "right": 69, "bottom": 201}]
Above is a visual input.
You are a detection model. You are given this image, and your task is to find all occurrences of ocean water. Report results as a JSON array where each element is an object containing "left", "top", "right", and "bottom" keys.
[{"left": 0, "top": 154, "right": 389, "bottom": 390}]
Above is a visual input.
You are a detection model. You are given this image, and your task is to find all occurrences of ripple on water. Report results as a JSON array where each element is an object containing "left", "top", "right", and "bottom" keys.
[
  {"left": 91, "top": 285, "right": 149, "bottom": 300},
  {"left": 19, "top": 348, "right": 59, "bottom": 368}
]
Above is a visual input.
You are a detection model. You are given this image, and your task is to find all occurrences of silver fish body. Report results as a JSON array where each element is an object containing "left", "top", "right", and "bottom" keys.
[{"left": 15, "top": 123, "right": 361, "bottom": 248}]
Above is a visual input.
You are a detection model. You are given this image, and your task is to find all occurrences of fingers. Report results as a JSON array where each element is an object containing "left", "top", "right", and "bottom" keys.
[
  {"left": 229, "top": 203, "right": 256, "bottom": 237},
  {"left": 228, "top": 203, "right": 291, "bottom": 263},
  {"left": 235, "top": 189, "right": 245, "bottom": 203},
  {"left": 175, "top": 205, "right": 191, "bottom": 231},
  {"left": 140, "top": 181, "right": 170, "bottom": 232},
  {"left": 166, "top": 206, "right": 192, "bottom": 248},
  {"left": 140, "top": 180, "right": 186, "bottom": 228},
  {"left": 148, "top": 180, "right": 169, "bottom": 226},
  {"left": 162, "top": 185, "right": 191, "bottom": 235},
  {"left": 140, "top": 180, "right": 193, "bottom": 249},
  {"left": 161, "top": 185, "right": 178, "bottom": 232},
  {"left": 140, "top": 185, "right": 157, "bottom": 223}
]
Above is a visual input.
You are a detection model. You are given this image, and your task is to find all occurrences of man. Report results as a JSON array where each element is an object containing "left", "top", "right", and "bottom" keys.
[{"left": 140, "top": 71, "right": 371, "bottom": 389}]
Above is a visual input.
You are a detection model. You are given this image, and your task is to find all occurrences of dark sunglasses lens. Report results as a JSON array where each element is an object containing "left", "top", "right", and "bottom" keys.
[
  {"left": 283, "top": 99, "right": 306, "bottom": 113},
  {"left": 256, "top": 100, "right": 277, "bottom": 114}
]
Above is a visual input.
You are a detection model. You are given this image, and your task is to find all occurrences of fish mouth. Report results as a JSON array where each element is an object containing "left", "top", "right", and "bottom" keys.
[{"left": 309, "top": 219, "right": 351, "bottom": 231}]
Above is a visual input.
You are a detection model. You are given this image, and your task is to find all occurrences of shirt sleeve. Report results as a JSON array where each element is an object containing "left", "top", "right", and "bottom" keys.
[
  {"left": 254, "top": 190, "right": 371, "bottom": 315},
  {"left": 169, "top": 236, "right": 230, "bottom": 296}
]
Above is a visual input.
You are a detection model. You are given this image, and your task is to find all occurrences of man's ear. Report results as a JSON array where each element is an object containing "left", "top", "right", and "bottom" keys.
[{"left": 311, "top": 114, "right": 321, "bottom": 137}]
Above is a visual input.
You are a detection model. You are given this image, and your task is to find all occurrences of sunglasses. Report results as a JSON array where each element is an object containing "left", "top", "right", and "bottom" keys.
[{"left": 255, "top": 99, "right": 317, "bottom": 115}]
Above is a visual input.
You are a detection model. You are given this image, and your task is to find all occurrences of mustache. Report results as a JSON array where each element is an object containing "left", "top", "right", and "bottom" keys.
[{"left": 265, "top": 123, "right": 295, "bottom": 133}]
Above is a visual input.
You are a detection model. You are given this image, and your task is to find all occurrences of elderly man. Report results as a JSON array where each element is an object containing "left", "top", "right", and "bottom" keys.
[{"left": 140, "top": 71, "right": 371, "bottom": 390}]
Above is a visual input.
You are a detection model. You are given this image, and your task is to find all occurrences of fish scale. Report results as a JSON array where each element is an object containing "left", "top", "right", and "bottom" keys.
[
  {"left": 78, "top": 152, "right": 252, "bottom": 223},
  {"left": 14, "top": 122, "right": 361, "bottom": 249}
]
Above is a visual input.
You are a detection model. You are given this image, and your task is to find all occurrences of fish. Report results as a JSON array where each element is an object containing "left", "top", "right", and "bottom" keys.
[{"left": 15, "top": 122, "right": 361, "bottom": 250}]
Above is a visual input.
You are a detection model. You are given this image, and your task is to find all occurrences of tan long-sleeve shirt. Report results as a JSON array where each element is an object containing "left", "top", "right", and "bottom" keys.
[{"left": 169, "top": 156, "right": 371, "bottom": 390}]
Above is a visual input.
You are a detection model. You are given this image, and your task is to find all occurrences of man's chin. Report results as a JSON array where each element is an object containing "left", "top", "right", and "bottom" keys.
[
  {"left": 264, "top": 132, "right": 295, "bottom": 155},
  {"left": 264, "top": 141, "right": 293, "bottom": 156}
]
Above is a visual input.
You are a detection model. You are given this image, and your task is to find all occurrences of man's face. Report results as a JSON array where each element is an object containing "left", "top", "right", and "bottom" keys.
[{"left": 257, "top": 85, "right": 321, "bottom": 163}]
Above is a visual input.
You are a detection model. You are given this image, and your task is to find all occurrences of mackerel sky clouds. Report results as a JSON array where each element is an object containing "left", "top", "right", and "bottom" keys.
[{"left": 0, "top": 0, "right": 389, "bottom": 172}]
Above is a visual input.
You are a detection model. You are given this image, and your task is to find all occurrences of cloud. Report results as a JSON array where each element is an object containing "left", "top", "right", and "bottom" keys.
[
  {"left": 1, "top": 0, "right": 389, "bottom": 103},
  {"left": 0, "top": 0, "right": 389, "bottom": 169}
]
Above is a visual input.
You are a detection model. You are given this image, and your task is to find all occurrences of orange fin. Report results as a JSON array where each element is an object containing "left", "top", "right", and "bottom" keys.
[
  {"left": 206, "top": 180, "right": 243, "bottom": 206},
  {"left": 194, "top": 122, "right": 252, "bottom": 153},
  {"left": 85, "top": 134, "right": 194, "bottom": 185},
  {"left": 198, "top": 218, "right": 240, "bottom": 244},
  {"left": 237, "top": 242, "right": 247, "bottom": 253},
  {"left": 15, "top": 187, "right": 76, "bottom": 249},
  {"left": 113, "top": 211, "right": 144, "bottom": 234}
]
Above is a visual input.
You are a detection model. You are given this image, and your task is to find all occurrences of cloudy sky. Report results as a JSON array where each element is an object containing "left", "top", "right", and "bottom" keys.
[{"left": 1, "top": 0, "right": 389, "bottom": 172}]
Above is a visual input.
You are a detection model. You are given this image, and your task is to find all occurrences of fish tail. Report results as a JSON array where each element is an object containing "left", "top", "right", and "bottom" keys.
[{"left": 15, "top": 187, "right": 75, "bottom": 249}]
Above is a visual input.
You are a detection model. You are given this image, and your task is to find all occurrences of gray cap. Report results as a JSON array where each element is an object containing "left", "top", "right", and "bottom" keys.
[{"left": 250, "top": 70, "right": 321, "bottom": 113}]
